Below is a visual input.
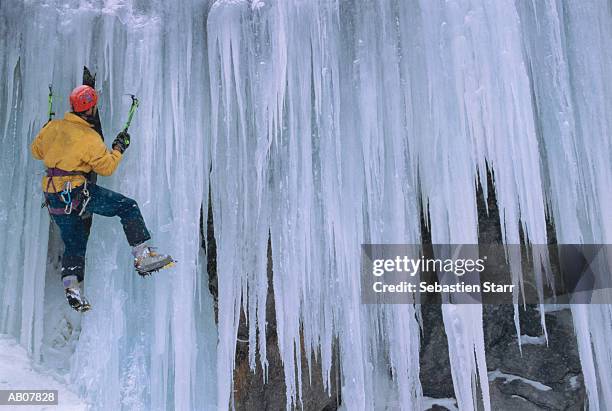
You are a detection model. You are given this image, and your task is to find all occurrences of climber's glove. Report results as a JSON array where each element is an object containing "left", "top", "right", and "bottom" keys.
[{"left": 112, "top": 131, "right": 130, "bottom": 154}]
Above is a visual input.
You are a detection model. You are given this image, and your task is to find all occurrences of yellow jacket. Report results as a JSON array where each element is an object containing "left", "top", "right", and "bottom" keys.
[{"left": 31, "top": 112, "right": 122, "bottom": 193}]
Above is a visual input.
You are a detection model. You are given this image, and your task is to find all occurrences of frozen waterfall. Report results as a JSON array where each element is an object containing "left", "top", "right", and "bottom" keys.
[{"left": 0, "top": 0, "right": 611, "bottom": 410}]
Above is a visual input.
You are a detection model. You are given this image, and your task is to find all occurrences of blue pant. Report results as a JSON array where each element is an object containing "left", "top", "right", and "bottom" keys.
[{"left": 48, "top": 184, "right": 151, "bottom": 281}]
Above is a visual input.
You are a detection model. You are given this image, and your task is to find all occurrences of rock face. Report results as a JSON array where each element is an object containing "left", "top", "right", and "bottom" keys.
[
  {"left": 232, "top": 243, "right": 340, "bottom": 411},
  {"left": 485, "top": 305, "right": 585, "bottom": 411},
  {"left": 419, "top": 176, "right": 585, "bottom": 410},
  {"left": 420, "top": 304, "right": 585, "bottom": 411},
  {"left": 232, "top": 299, "right": 341, "bottom": 411},
  {"left": 420, "top": 319, "right": 584, "bottom": 411}
]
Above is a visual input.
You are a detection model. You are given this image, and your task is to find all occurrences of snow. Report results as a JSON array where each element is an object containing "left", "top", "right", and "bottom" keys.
[
  {"left": 488, "top": 369, "right": 552, "bottom": 392},
  {"left": 0, "top": 334, "right": 86, "bottom": 411},
  {"left": 519, "top": 335, "right": 547, "bottom": 346},
  {"left": 569, "top": 375, "right": 580, "bottom": 390},
  {"left": 0, "top": 0, "right": 610, "bottom": 410},
  {"left": 535, "top": 304, "right": 571, "bottom": 314},
  {"left": 510, "top": 395, "right": 529, "bottom": 402}
]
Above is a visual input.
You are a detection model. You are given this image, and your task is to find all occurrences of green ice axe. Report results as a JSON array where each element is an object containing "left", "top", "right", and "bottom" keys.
[
  {"left": 47, "top": 84, "right": 55, "bottom": 122},
  {"left": 122, "top": 94, "right": 140, "bottom": 132}
]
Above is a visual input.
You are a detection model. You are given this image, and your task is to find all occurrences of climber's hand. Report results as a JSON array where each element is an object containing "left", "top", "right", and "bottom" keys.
[{"left": 112, "top": 131, "right": 130, "bottom": 154}]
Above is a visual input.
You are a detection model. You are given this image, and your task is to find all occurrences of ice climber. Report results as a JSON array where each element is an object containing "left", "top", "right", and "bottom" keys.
[{"left": 31, "top": 85, "right": 174, "bottom": 312}]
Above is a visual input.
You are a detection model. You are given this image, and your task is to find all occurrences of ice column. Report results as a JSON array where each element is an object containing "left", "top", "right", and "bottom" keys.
[{"left": 518, "top": 1, "right": 612, "bottom": 409}]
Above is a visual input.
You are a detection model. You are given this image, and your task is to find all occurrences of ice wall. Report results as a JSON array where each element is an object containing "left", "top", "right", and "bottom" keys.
[{"left": 0, "top": 0, "right": 611, "bottom": 410}]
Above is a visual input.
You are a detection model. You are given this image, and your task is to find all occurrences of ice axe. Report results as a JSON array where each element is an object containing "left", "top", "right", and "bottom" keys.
[
  {"left": 122, "top": 94, "right": 140, "bottom": 132},
  {"left": 47, "top": 84, "right": 55, "bottom": 123}
]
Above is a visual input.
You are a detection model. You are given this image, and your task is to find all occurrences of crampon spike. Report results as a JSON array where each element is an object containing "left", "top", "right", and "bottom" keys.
[{"left": 136, "top": 260, "right": 177, "bottom": 277}]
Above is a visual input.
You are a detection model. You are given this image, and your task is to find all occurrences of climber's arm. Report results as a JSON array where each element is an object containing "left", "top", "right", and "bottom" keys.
[{"left": 84, "top": 137, "right": 123, "bottom": 176}]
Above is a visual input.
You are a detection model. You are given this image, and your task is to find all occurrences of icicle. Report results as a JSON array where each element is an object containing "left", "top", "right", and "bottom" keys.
[{"left": 518, "top": 1, "right": 612, "bottom": 408}]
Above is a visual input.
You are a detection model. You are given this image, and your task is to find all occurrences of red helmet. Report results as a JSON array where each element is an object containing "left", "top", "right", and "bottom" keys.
[{"left": 69, "top": 85, "right": 98, "bottom": 112}]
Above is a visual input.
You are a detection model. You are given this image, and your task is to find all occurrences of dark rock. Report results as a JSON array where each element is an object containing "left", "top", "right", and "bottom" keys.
[
  {"left": 426, "top": 405, "right": 455, "bottom": 411},
  {"left": 420, "top": 172, "right": 586, "bottom": 411},
  {"left": 420, "top": 304, "right": 454, "bottom": 399},
  {"left": 231, "top": 240, "right": 340, "bottom": 411},
  {"left": 484, "top": 306, "right": 585, "bottom": 410},
  {"left": 489, "top": 383, "right": 546, "bottom": 411}
]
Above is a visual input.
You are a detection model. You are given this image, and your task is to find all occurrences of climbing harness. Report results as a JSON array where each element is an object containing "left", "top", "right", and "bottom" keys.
[
  {"left": 42, "top": 168, "right": 91, "bottom": 216},
  {"left": 122, "top": 94, "right": 139, "bottom": 132}
]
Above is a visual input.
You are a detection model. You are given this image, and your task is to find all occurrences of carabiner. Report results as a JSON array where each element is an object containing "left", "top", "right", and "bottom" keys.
[
  {"left": 60, "top": 181, "right": 72, "bottom": 205},
  {"left": 82, "top": 180, "right": 89, "bottom": 198},
  {"left": 60, "top": 190, "right": 71, "bottom": 205},
  {"left": 78, "top": 196, "right": 91, "bottom": 216}
]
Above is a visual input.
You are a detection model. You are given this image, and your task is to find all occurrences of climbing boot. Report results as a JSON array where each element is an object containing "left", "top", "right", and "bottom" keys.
[
  {"left": 133, "top": 244, "right": 174, "bottom": 276},
  {"left": 65, "top": 286, "right": 91, "bottom": 312}
]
